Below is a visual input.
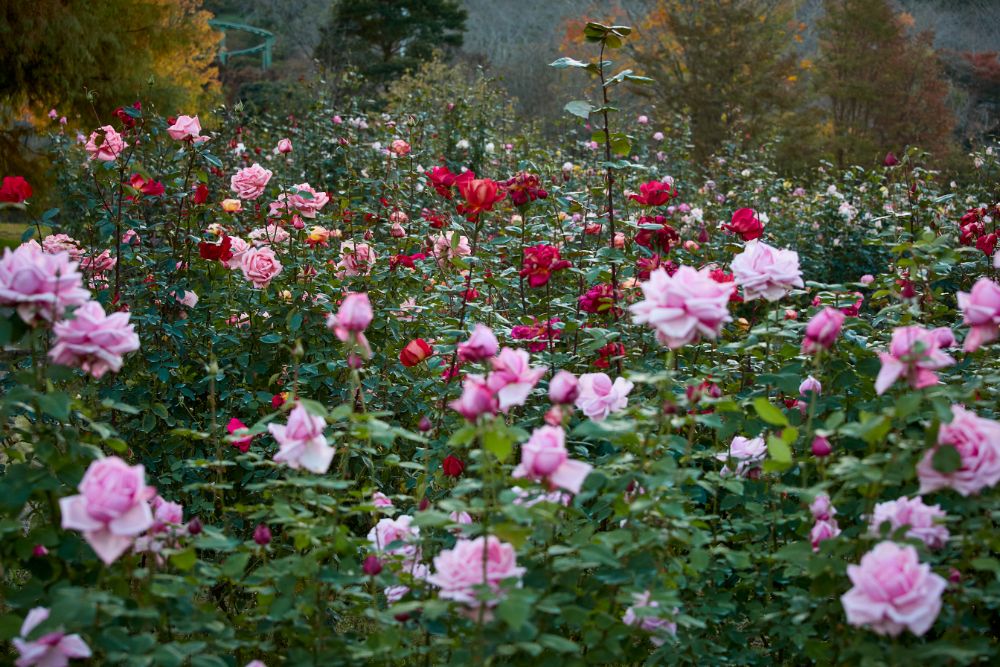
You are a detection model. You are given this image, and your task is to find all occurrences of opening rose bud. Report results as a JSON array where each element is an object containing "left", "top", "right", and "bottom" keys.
[
  {"left": 811, "top": 436, "right": 832, "bottom": 457},
  {"left": 400, "top": 338, "right": 433, "bottom": 367},
  {"left": 363, "top": 554, "right": 383, "bottom": 576},
  {"left": 253, "top": 524, "right": 272, "bottom": 546}
]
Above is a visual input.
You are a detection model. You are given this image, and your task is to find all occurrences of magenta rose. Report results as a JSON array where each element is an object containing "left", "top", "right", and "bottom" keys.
[
  {"left": 457, "top": 324, "right": 499, "bottom": 363},
  {"left": 801, "top": 307, "right": 845, "bottom": 354},
  {"left": 449, "top": 374, "right": 497, "bottom": 422}
]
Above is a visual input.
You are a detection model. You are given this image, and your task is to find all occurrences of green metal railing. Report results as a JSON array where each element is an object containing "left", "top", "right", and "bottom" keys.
[{"left": 208, "top": 19, "right": 276, "bottom": 69}]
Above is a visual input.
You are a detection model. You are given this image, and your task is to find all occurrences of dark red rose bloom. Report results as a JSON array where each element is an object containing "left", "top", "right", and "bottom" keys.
[
  {"left": 686, "top": 379, "right": 722, "bottom": 404},
  {"left": 400, "top": 338, "right": 433, "bottom": 367},
  {"left": 634, "top": 215, "right": 680, "bottom": 253},
  {"left": 628, "top": 180, "right": 677, "bottom": 206},
  {"left": 199, "top": 235, "right": 233, "bottom": 262},
  {"left": 636, "top": 255, "right": 677, "bottom": 281},
  {"left": 724, "top": 208, "right": 763, "bottom": 241},
  {"left": 594, "top": 342, "right": 625, "bottom": 369},
  {"left": 579, "top": 283, "right": 622, "bottom": 316},
  {"left": 422, "top": 208, "right": 447, "bottom": 229},
  {"left": 129, "top": 173, "right": 165, "bottom": 197},
  {"left": 504, "top": 172, "right": 548, "bottom": 207},
  {"left": 114, "top": 102, "right": 141, "bottom": 128},
  {"left": 0, "top": 176, "right": 32, "bottom": 203},
  {"left": 520, "top": 244, "right": 571, "bottom": 287},
  {"left": 977, "top": 232, "right": 997, "bottom": 257},
  {"left": 428, "top": 166, "right": 473, "bottom": 199},
  {"left": 442, "top": 454, "right": 465, "bottom": 477},
  {"left": 193, "top": 183, "right": 209, "bottom": 205}
]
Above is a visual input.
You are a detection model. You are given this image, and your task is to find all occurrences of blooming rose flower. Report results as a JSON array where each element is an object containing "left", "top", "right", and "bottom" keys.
[
  {"left": 400, "top": 338, "right": 433, "bottom": 367},
  {"left": 221, "top": 198, "right": 242, "bottom": 213},
  {"left": 487, "top": 347, "right": 545, "bottom": 412},
  {"left": 225, "top": 236, "right": 249, "bottom": 270},
  {"left": 85, "top": 125, "right": 127, "bottom": 161},
  {"left": 276, "top": 138, "right": 293, "bottom": 154},
  {"left": 628, "top": 180, "right": 676, "bottom": 206},
  {"left": 630, "top": 266, "right": 735, "bottom": 348},
  {"left": 167, "top": 115, "right": 207, "bottom": 142},
  {"left": 80, "top": 250, "right": 116, "bottom": 277},
  {"left": 59, "top": 456, "right": 155, "bottom": 564},
  {"left": 802, "top": 307, "right": 845, "bottom": 354},
  {"left": 427, "top": 536, "right": 525, "bottom": 608},
  {"left": 958, "top": 277, "right": 1000, "bottom": 352},
  {"left": 575, "top": 373, "right": 633, "bottom": 421},
  {"left": 372, "top": 492, "right": 394, "bottom": 509},
  {"left": 336, "top": 241, "right": 377, "bottom": 278},
  {"left": 811, "top": 519, "right": 842, "bottom": 552},
  {"left": 634, "top": 216, "right": 679, "bottom": 253},
  {"left": 809, "top": 494, "right": 836, "bottom": 521},
  {"left": 0, "top": 175, "right": 33, "bottom": 203},
  {"left": 513, "top": 425, "right": 592, "bottom": 494},
  {"left": 724, "top": 208, "right": 763, "bottom": 241},
  {"left": 49, "top": 301, "right": 140, "bottom": 378},
  {"left": 367, "top": 515, "right": 420, "bottom": 562},
  {"left": 841, "top": 541, "right": 946, "bottom": 637},
  {"left": 917, "top": 404, "right": 1000, "bottom": 496},
  {"left": 230, "top": 163, "right": 273, "bottom": 200},
  {"left": 870, "top": 496, "right": 949, "bottom": 549},
  {"left": 41, "top": 234, "right": 83, "bottom": 261},
  {"left": 450, "top": 374, "right": 497, "bottom": 421},
  {"left": 430, "top": 232, "right": 471, "bottom": 269},
  {"left": 623, "top": 591, "right": 677, "bottom": 646},
  {"left": 248, "top": 224, "right": 290, "bottom": 247},
  {"left": 457, "top": 324, "right": 499, "bottom": 363},
  {"left": 13, "top": 607, "right": 92, "bottom": 666},
  {"left": 875, "top": 326, "right": 955, "bottom": 395},
  {"left": 390, "top": 139, "right": 411, "bottom": 156},
  {"left": 549, "top": 370, "right": 579, "bottom": 405},
  {"left": 240, "top": 246, "right": 283, "bottom": 288},
  {"left": 0, "top": 241, "right": 90, "bottom": 325},
  {"left": 274, "top": 183, "right": 329, "bottom": 219},
  {"left": 716, "top": 436, "right": 767, "bottom": 477},
  {"left": 519, "top": 244, "right": 571, "bottom": 287},
  {"left": 269, "top": 403, "right": 333, "bottom": 474},
  {"left": 456, "top": 177, "right": 506, "bottom": 218},
  {"left": 327, "top": 292, "right": 373, "bottom": 358},
  {"left": 227, "top": 418, "right": 254, "bottom": 453},
  {"left": 731, "top": 240, "right": 803, "bottom": 301}
]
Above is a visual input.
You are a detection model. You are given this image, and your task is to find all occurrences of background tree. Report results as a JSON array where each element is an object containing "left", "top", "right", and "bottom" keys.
[{"left": 314, "top": 0, "right": 467, "bottom": 90}]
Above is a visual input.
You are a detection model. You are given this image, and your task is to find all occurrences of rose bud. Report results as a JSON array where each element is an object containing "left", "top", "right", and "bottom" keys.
[
  {"left": 253, "top": 524, "right": 272, "bottom": 546},
  {"left": 811, "top": 436, "right": 832, "bottom": 458},
  {"left": 363, "top": 554, "right": 383, "bottom": 576}
]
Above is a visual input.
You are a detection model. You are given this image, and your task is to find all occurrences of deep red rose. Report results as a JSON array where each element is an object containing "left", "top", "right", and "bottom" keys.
[
  {"left": 520, "top": 244, "right": 571, "bottom": 287},
  {"left": 504, "top": 172, "right": 547, "bottom": 207},
  {"left": 0, "top": 176, "right": 32, "bottom": 203},
  {"left": 628, "top": 180, "right": 677, "bottom": 206},
  {"left": 193, "top": 183, "right": 209, "bottom": 205},
  {"left": 634, "top": 215, "right": 680, "bottom": 252},
  {"left": 199, "top": 235, "right": 233, "bottom": 262},
  {"left": 724, "top": 208, "right": 763, "bottom": 241},
  {"left": 457, "top": 177, "right": 505, "bottom": 219},
  {"left": 442, "top": 454, "right": 465, "bottom": 477}
]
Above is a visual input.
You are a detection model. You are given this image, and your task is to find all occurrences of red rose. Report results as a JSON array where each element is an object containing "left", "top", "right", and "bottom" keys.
[
  {"left": 400, "top": 338, "right": 433, "bottom": 367},
  {"left": 0, "top": 176, "right": 32, "bottom": 203},
  {"left": 724, "top": 208, "right": 763, "bottom": 241},
  {"left": 628, "top": 180, "right": 677, "bottom": 206},
  {"left": 442, "top": 454, "right": 465, "bottom": 477},
  {"left": 457, "top": 177, "right": 506, "bottom": 219},
  {"left": 520, "top": 244, "right": 571, "bottom": 287},
  {"left": 193, "top": 183, "right": 209, "bottom": 205},
  {"left": 199, "top": 235, "right": 233, "bottom": 262}
]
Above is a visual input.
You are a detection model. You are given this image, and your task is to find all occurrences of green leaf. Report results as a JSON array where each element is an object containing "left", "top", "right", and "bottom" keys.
[
  {"left": 764, "top": 435, "right": 793, "bottom": 473},
  {"left": 170, "top": 548, "right": 197, "bottom": 571},
  {"left": 564, "top": 100, "right": 594, "bottom": 119},
  {"left": 260, "top": 333, "right": 282, "bottom": 344},
  {"left": 221, "top": 552, "right": 251, "bottom": 579},
  {"left": 496, "top": 590, "right": 533, "bottom": 631},
  {"left": 931, "top": 445, "right": 961, "bottom": 474},
  {"left": 538, "top": 634, "right": 580, "bottom": 653},
  {"left": 483, "top": 426, "right": 514, "bottom": 462},
  {"left": 38, "top": 392, "right": 71, "bottom": 421},
  {"left": 752, "top": 398, "right": 788, "bottom": 426}
]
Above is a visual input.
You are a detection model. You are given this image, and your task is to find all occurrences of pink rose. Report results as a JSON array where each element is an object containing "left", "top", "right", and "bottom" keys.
[
  {"left": 799, "top": 375, "right": 822, "bottom": 396},
  {"left": 917, "top": 404, "right": 1000, "bottom": 496},
  {"left": 731, "top": 240, "right": 804, "bottom": 301},
  {"left": 875, "top": 326, "right": 955, "bottom": 395},
  {"left": 336, "top": 241, "right": 376, "bottom": 278},
  {"left": 276, "top": 138, "right": 293, "bottom": 154},
  {"left": 59, "top": 456, "right": 155, "bottom": 564},
  {"left": 225, "top": 236, "right": 249, "bottom": 269},
  {"left": 367, "top": 515, "right": 420, "bottom": 561},
  {"left": 176, "top": 290, "right": 199, "bottom": 309},
  {"left": 167, "top": 115, "right": 206, "bottom": 142},
  {"left": 623, "top": 591, "right": 677, "bottom": 646},
  {"left": 716, "top": 436, "right": 766, "bottom": 477},
  {"left": 49, "top": 301, "right": 140, "bottom": 379},
  {"left": 548, "top": 370, "right": 579, "bottom": 405},
  {"left": 809, "top": 494, "right": 836, "bottom": 521},
  {"left": 13, "top": 607, "right": 92, "bottom": 667},
  {"left": 841, "top": 541, "right": 946, "bottom": 637},
  {"left": 272, "top": 183, "right": 329, "bottom": 219},
  {"left": 41, "top": 234, "right": 83, "bottom": 261},
  {"left": 870, "top": 496, "right": 949, "bottom": 549},
  {"left": 230, "top": 163, "right": 273, "bottom": 200},
  {"left": 513, "top": 425, "right": 592, "bottom": 494},
  {"left": 629, "top": 266, "right": 735, "bottom": 349},
  {"left": 801, "top": 307, "right": 845, "bottom": 354},
  {"left": 574, "top": 372, "right": 633, "bottom": 421},
  {"left": 450, "top": 374, "right": 497, "bottom": 421},
  {"left": 958, "top": 277, "right": 1000, "bottom": 352},
  {"left": 431, "top": 232, "right": 471, "bottom": 269},
  {"left": 0, "top": 241, "right": 90, "bottom": 325},
  {"left": 457, "top": 324, "right": 498, "bottom": 363},
  {"left": 268, "top": 403, "right": 333, "bottom": 474},
  {"left": 810, "top": 519, "right": 841, "bottom": 552},
  {"left": 427, "top": 536, "right": 525, "bottom": 608},
  {"left": 372, "top": 492, "right": 393, "bottom": 509},
  {"left": 327, "top": 292, "right": 373, "bottom": 358},
  {"left": 248, "top": 224, "right": 290, "bottom": 247},
  {"left": 486, "top": 347, "right": 545, "bottom": 412},
  {"left": 85, "top": 125, "right": 127, "bottom": 161},
  {"left": 240, "top": 246, "right": 283, "bottom": 288}
]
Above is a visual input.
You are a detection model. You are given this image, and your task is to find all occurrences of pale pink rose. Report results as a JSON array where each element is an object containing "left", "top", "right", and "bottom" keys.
[
  {"left": 809, "top": 494, "right": 836, "bottom": 521},
  {"left": 390, "top": 139, "right": 411, "bottom": 156},
  {"left": 390, "top": 222, "right": 406, "bottom": 238},
  {"left": 549, "top": 370, "right": 579, "bottom": 405},
  {"left": 0, "top": 241, "right": 90, "bottom": 324},
  {"left": 49, "top": 301, "right": 140, "bottom": 379},
  {"left": 245, "top": 662, "right": 267, "bottom": 667},
  {"left": 176, "top": 290, "right": 199, "bottom": 308},
  {"left": 510, "top": 486, "right": 571, "bottom": 507},
  {"left": 801, "top": 307, "right": 845, "bottom": 354},
  {"left": 457, "top": 324, "right": 498, "bottom": 363},
  {"left": 276, "top": 138, "right": 293, "bottom": 154},
  {"left": 326, "top": 292, "right": 373, "bottom": 358},
  {"left": 372, "top": 492, "right": 393, "bottom": 509},
  {"left": 652, "top": 131, "right": 665, "bottom": 141},
  {"left": 629, "top": 266, "right": 735, "bottom": 349},
  {"left": 875, "top": 326, "right": 955, "bottom": 395},
  {"left": 85, "top": 125, "right": 127, "bottom": 161},
  {"left": 248, "top": 224, "right": 290, "bottom": 247},
  {"left": 870, "top": 496, "right": 949, "bottom": 549},
  {"left": 389, "top": 210, "right": 408, "bottom": 224},
  {"left": 450, "top": 374, "right": 497, "bottom": 421},
  {"left": 860, "top": 274, "right": 875, "bottom": 285},
  {"left": 623, "top": 591, "right": 677, "bottom": 646},
  {"left": 167, "top": 115, "right": 206, "bottom": 142},
  {"left": 149, "top": 496, "right": 184, "bottom": 534},
  {"left": 431, "top": 232, "right": 472, "bottom": 269},
  {"left": 917, "top": 405, "right": 1000, "bottom": 496},
  {"left": 931, "top": 326, "right": 955, "bottom": 349},
  {"left": 841, "top": 541, "right": 946, "bottom": 637},
  {"left": 367, "top": 515, "right": 420, "bottom": 561},
  {"left": 59, "top": 456, "right": 155, "bottom": 564},
  {"left": 268, "top": 403, "right": 333, "bottom": 474},
  {"left": 240, "top": 246, "right": 283, "bottom": 288},
  {"left": 958, "top": 277, "right": 1000, "bottom": 352},
  {"left": 225, "top": 236, "right": 249, "bottom": 269},
  {"left": 230, "top": 163, "right": 273, "bottom": 200},
  {"left": 810, "top": 519, "right": 841, "bottom": 551},
  {"left": 384, "top": 561, "right": 430, "bottom": 604},
  {"left": 13, "top": 607, "right": 92, "bottom": 667},
  {"left": 427, "top": 536, "right": 525, "bottom": 608},
  {"left": 731, "top": 240, "right": 804, "bottom": 301},
  {"left": 799, "top": 375, "right": 822, "bottom": 396},
  {"left": 486, "top": 347, "right": 545, "bottom": 412},
  {"left": 574, "top": 373, "right": 633, "bottom": 421},
  {"left": 513, "top": 425, "right": 592, "bottom": 494},
  {"left": 80, "top": 250, "right": 116, "bottom": 276},
  {"left": 716, "top": 436, "right": 767, "bottom": 477},
  {"left": 41, "top": 234, "right": 83, "bottom": 261},
  {"left": 336, "top": 241, "right": 377, "bottom": 278},
  {"left": 449, "top": 511, "right": 473, "bottom": 526}
]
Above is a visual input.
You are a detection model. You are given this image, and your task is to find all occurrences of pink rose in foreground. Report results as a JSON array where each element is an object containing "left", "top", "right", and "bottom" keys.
[
  {"left": 623, "top": 591, "right": 677, "bottom": 647},
  {"left": 513, "top": 425, "right": 592, "bottom": 494},
  {"left": 487, "top": 347, "right": 545, "bottom": 412},
  {"left": 841, "top": 541, "right": 946, "bottom": 637},
  {"left": 0, "top": 241, "right": 90, "bottom": 325},
  {"left": 49, "top": 300, "right": 140, "bottom": 378},
  {"left": 731, "top": 240, "right": 804, "bottom": 301},
  {"left": 870, "top": 496, "right": 949, "bottom": 549},
  {"left": 85, "top": 125, "right": 127, "bottom": 161},
  {"left": 225, "top": 236, "right": 249, "bottom": 269},
  {"left": 230, "top": 163, "right": 273, "bottom": 200},
  {"left": 917, "top": 404, "right": 1000, "bottom": 496},
  {"left": 874, "top": 326, "right": 955, "bottom": 395},
  {"left": 801, "top": 307, "right": 845, "bottom": 354},
  {"left": 427, "top": 536, "right": 525, "bottom": 608},
  {"left": 716, "top": 436, "right": 767, "bottom": 478},
  {"left": 549, "top": 370, "right": 579, "bottom": 405},
  {"left": 59, "top": 456, "right": 155, "bottom": 564},
  {"left": 958, "top": 277, "right": 1000, "bottom": 352},
  {"left": 268, "top": 403, "right": 333, "bottom": 474},
  {"left": 450, "top": 374, "right": 497, "bottom": 421},
  {"left": 13, "top": 607, "right": 92, "bottom": 667},
  {"left": 629, "top": 266, "right": 734, "bottom": 349},
  {"left": 167, "top": 115, "right": 207, "bottom": 142},
  {"left": 457, "top": 324, "right": 498, "bottom": 363},
  {"left": 574, "top": 373, "right": 633, "bottom": 421},
  {"left": 240, "top": 246, "right": 283, "bottom": 288}
]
